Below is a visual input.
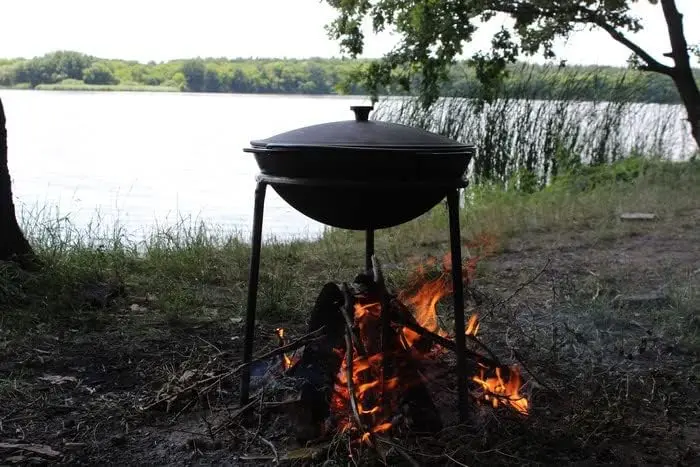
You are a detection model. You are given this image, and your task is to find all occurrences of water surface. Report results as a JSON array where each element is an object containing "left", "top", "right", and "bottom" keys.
[{"left": 2, "top": 90, "right": 372, "bottom": 241}]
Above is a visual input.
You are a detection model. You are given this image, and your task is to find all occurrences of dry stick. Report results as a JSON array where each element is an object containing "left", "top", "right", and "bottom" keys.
[
  {"left": 198, "top": 331, "right": 328, "bottom": 397},
  {"left": 511, "top": 349, "right": 560, "bottom": 397},
  {"left": 496, "top": 258, "right": 552, "bottom": 309},
  {"left": 142, "top": 328, "right": 326, "bottom": 412},
  {"left": 340, "top": 284, "right": 366, "bottom": 355},
  {"left": 372, "top": 255, "right": 393, "bottom": 417},
  {"left": 391, "top": 297, "right": 502, "bottom": 365},
  {"left": 241, "top": 426, "right": 279, "bottom": 464},
  {"left": 375, "top": 437, "right": 421, "bottom": 467},
  {"left": 344, "top": 329, "right": 367, "bottom": 434},
  {"left": 391, "top": 313, "right": 501, "bottom": 369},
  {"left": 212, "top": 398, "right": 260, "bottom": 435},
  {"left": 239, "top": 326, "right": 327, "bottom": 372}
]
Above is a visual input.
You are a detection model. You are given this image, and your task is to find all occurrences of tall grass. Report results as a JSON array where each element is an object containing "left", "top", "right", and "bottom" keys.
[{"left": 375, "top": 65, "right": 696, "bottom": 188}]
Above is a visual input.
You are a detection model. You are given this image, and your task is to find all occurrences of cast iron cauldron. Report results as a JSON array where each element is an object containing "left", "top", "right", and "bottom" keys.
[{"left": 243, "top": 106, "right": 474, "bottom": 230}]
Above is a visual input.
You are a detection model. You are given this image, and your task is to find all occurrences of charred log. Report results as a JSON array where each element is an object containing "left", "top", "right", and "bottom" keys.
[{"left": 287, "top": 282, "right": 346, "bottom": 441}]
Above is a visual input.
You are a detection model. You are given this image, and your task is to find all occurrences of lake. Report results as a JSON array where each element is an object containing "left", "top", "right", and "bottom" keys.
[
  {"left": 1, "top": 90, "right": 374, "bottom": 242},
  {"left": 0, "top": 90, "right": 692, "bottom": 244}
]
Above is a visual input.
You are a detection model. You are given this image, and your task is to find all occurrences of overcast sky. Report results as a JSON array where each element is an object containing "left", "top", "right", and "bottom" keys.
[{"left": 1, "top": 0, "right": 698, "bottom": 67}]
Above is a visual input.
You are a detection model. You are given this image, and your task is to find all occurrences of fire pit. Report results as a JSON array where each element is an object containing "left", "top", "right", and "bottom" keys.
[{"left": 238, "top": 106, "right": 525, "bottom": 441}]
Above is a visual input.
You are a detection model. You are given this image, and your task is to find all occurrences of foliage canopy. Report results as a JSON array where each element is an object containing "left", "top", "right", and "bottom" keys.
[{"left": 324, "top": 0, "right": 699, "bottom": 105}]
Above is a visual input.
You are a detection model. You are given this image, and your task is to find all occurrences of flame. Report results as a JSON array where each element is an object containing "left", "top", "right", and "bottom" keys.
[
  {"left": 466, "top": 313, "right": 479, "bottom": 336},
  {"left": 472, "top": 366, "right": 529, "bottom": 415},
  {"left": 400, "top": 275, "right": 450, "bottom": 346},
  {"left": 329, "top": 233, "right": 528, "bottom": 445},
  {"left": 397, "top": 234, "right": 529, "bottom": 416},
  {"left": 399, "top": 233, "right": 496, "bottom": 346},
  {"left": 331, "top": 300, "right": 405, "bottom": 441},
  {"left": 274, "top": 328, "right": 294, "bottom": 370}
]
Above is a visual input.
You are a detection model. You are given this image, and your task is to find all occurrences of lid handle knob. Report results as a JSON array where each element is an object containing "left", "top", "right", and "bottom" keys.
[{"left": 350, "top": 105, "right": 374, "bottom": 122}]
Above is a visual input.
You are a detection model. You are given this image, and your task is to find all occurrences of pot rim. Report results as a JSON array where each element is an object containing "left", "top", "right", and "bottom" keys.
[{"left": 248, "top": 142, "right": 475, "bottom": 151}]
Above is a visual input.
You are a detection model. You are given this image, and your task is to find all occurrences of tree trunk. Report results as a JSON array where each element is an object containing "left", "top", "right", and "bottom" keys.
[
  {"left": 0, "top": 97, "right": 36, "bottom": 266},
  {"left": 673, "top": 72, "right": 700, "bottom": 149},
  {"left": 661, "top": 0, "right": 700, "bottom": 150}
]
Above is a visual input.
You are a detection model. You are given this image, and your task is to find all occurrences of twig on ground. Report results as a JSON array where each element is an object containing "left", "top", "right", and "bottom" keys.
[
  {"left": 241, "top": 426, "right": 279, "bottom": 464},
  {"left": 196, "top": 335, "right": 223, "bottom": 355},
  {"left": 511, "top": 349, "right": 561, "bottom": 397},
  {"left": 376, "top": 437, "right": 421, "bottom": 467},
  {"left": 258, "top": 434, "right": 279, "bottom": 464},
  {"left": 212, "top": 397, "right": 260, "bottom": 435},
  {"left": 0, "top": 442, "right": 61, "bottom": 459},
  {"left": 497, "top": 259, "right": 552, "bottom": 308},
  {"left": 235, "top": 326, "right": 327, "bottom": 373},
  {"left": 169, "top": 399, "right": 194, "bottom": 423},
  {"left": 445, "top": 452, "right": 470, "bottom": 467},
  {"left": 143, "top": 327, "right": 327, "bottom": 411}
]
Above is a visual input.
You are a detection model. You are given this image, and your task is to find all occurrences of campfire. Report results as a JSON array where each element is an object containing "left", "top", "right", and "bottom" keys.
[{"left": 266, "top": 243, "right": 529, "bottom": 448}]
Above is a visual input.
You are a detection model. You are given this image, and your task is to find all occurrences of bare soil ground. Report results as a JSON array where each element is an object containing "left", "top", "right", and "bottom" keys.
[{"left": 1, "top": 212, "right": 698, "bottom": 465}]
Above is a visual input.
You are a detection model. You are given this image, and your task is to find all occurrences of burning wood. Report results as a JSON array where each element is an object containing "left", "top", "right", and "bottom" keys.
[
  {"left": 270, "top": 244, "right": 529, "bottom": 446},
  {"left": 274, "top": 328, "right": 295, "bottom": 370}
]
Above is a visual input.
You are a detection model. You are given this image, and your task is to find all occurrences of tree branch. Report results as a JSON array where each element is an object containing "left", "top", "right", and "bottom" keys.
[{"left": 592, "top": 20, "right": 674, "bottom": 76}]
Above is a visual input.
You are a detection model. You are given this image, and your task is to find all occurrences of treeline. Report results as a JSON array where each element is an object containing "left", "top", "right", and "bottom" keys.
[{"left": 0, "top": 50, "right": 696, "bottom": 103}]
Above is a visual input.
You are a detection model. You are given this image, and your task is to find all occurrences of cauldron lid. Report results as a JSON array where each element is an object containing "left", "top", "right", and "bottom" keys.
[{"left": 249, "top": 105, "right": 472, "bottom": 151}]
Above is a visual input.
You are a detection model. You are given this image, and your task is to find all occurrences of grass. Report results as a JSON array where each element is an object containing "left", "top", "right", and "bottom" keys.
[
  {"left": 377, "top": 73, "right": 696, "bottom": 186},
  {"left": 2, "top": 156, "right": 698, "bottom": 327},
  {"left": 32, "top": 82, "right": 179, "bottom": 92},
  {"left": 0, "top": 158, "right": 698, "bottom": 464}
]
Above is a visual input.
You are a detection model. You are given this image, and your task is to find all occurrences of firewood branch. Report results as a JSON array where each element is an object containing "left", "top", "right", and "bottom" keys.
[
  {"left": 236, "top": 326, "right": 327, "bottom": 373},
  {"left": 344, "top": 329, "right": 367, "bottom": 433},
  {"left": 392, "top": 313, "right": 501, "bottom": 368},
  {"left": 390, "top": 296, "right": 502, "bottom": 365},
  {"left": 340, "top": 283, "right": 366, "bottom": 355},
  {"left": 141, "top": 327, "right": 326, "bottom": 412}
]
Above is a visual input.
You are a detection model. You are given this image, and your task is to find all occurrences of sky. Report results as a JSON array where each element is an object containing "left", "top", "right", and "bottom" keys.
[{"left": 0, "top": 0, "right": 698, "bottom": 67}]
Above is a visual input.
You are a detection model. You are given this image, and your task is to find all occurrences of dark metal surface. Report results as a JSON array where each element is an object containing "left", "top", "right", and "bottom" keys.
[
  {"left": 256, "top": 174, "right": 469, "bottom": 231},
  {"left": 365, "top": 229, "right": 374, "bottom": 273},
  {"left": 350, "top": 105, "right": 373, "bottom": 122},
  {"left": 249, "top": 106, "right": 473, "bottom": 150},
  {"left": 245, "top": 147, "right": 473, "bottom": 186},
  {"left": 447, "top": 190, "right": 469, "bottom": 423},
  {"left": 239, "top": 181, "right": 267, "bottom": 406},
  {"left": 243, "top": 107, "right": 473, "bottom": 230},
  {"left": 256, "top": 174, "right": 469, "bottom": 189}
]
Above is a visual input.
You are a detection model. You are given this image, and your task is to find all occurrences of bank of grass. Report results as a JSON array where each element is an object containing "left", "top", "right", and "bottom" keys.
[
  {"left": 1, "top": 156, "right": 698, "bottom": 332},
  {"left": 33, "top": 81, "right": 179, "bottom": 92}
]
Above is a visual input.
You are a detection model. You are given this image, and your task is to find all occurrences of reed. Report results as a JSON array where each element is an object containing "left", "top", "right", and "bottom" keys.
[{"left": 375, "top": 64, "right": 695, "bottom": 189}]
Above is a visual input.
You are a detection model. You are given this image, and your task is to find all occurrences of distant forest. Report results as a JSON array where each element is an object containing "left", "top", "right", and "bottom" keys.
[{"left": 1, "top": 51, "right": 697, "bottom": 103}]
